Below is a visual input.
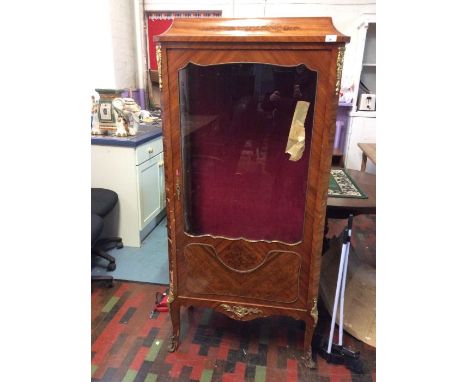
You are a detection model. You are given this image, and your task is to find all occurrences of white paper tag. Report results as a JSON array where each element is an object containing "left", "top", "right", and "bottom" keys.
[{"left": 325, "top": 34, "right": 337, "bottom": 42}]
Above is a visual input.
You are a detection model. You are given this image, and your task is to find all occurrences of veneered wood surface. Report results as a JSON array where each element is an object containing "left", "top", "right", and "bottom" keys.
[
  {"left": 156, "top": 17, "right": 350, "bottom": 43},
  {"left": 158, "top": 18, "right": 349, "bottom": 355},
  {"left": 184, "top": 244, "right": 301, "bottom": 303},
  {"left": 166, "top": 47, "right": 331, "bottom": 305}
]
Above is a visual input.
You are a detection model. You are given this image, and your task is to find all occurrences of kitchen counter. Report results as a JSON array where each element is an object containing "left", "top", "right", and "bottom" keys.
[
  {"left": 91, "top": 123, "right": 165, "bottom": 247},
  {"left": 91, "top": 124, "right": 162, "bottom": 148}
]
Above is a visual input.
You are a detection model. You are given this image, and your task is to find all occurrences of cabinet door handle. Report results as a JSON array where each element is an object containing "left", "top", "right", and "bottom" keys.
[{"left": 148, "top": 147, "right": 154, "bottom": 154}]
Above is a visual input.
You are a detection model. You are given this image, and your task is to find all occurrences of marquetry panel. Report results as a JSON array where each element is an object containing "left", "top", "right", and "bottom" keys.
[{"left": 184, "top": 243, "right": 301, "bottom": 303}]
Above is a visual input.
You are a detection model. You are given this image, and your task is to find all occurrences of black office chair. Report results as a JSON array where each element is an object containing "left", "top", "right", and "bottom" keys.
[
  {"left": 91, "top": 213, "right": 113, "bottom": 287},
  {"left": 91, "top": 188, "right": 123, "bottom": 271}
]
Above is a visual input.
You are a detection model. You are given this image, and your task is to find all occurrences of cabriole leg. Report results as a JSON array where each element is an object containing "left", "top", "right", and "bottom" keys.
[
  {"left": 303, "top": 316, "right": 317, "bottom": 369},
  {"left": 167, "top": 299, "right": 180, "bottom": 352}
]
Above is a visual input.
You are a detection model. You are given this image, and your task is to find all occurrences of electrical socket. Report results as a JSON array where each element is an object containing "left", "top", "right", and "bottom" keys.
[{"left": 358, "top": 94, "right": 376, "bottom": 111}]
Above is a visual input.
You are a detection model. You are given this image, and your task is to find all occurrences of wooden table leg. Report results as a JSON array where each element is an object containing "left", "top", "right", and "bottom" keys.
[
  {"left": 323, "top": 217, "right": 330, "bottom": 253},
  {"left": 360, "top": 152, "right": 368, "bottom": 172}
]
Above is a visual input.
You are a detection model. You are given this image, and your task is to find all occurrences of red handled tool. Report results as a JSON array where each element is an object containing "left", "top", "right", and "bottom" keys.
[{"left": 149, "top": 290, "right": 169, "bottom": 318}]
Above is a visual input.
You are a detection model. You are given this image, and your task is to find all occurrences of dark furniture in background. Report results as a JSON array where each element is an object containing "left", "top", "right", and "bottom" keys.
[
  {"left": 91, "top": 213, "right": 113, "bottom": 286},
  {"left": 331, "top": 148, "right": 345, "bottom": 168},
  {"left": 326, "top": 169, "right": 376, "bottom": 219},
  {"left": 91, "top": 188, "right": 123, "bottom": 272},
  {"left": 324, "top": 169, "right": 376, "bottom": 252},
  {"left": 156, "top": 17, "right": 350, "bottom": 368}
]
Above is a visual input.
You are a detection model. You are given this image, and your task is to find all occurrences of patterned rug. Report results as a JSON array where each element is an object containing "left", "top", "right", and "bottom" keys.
[
  {"left": 328, "top": 169, "right": 367, "bottom": 199},
  {"left": 92, "top": 281, "right": 375, "bottom": 381}
]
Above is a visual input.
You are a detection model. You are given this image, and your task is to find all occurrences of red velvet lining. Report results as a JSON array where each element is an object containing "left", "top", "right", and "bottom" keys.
[{"left": 181, "top": 64, "right": 316, "bottom": 243}]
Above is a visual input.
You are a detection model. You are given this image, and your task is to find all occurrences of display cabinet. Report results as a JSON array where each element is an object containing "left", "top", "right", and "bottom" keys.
[{"left": 156, "top": 17, "right": 349, "bottom": 368}]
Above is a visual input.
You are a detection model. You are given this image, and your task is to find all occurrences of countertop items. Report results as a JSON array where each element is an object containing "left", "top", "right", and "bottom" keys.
[{"left": 91, "top": 124, "right": 162, "bottom": 148}]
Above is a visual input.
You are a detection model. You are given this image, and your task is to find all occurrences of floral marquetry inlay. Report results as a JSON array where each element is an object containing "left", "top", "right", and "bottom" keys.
[{"left": 220, "top": 243, "right": 261, "bottom": 271}]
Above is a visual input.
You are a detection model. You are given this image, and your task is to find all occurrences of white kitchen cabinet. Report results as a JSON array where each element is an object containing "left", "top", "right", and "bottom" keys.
[
  {"left": 137, "top": 152, "right": 165, "bottom": 229},
  {"left": 91, "top": 134, "right": 166, "bottom": 247}
]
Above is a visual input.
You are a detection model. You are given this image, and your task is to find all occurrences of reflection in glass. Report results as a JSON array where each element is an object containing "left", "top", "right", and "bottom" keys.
[{"left": 179, "top": 63, "right": 317, "bottom": 243}]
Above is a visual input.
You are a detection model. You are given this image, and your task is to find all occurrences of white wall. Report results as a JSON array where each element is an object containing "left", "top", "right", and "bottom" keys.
[
  {"left": 92, "top": 0, "right": 139, "bottom": 91},
  {"left": 109, "top": 0, "right": 138, "bottom": 89},
  {"left": 90, "top": 0, "right": 116, "bottom": 89},
  {"left": 144, "top": 0, "right": 375, "bottom": 22}
]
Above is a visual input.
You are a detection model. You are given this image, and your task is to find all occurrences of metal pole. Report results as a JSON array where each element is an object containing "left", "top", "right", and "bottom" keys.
[{"left": 327, "top": 228, "right": 349, "bottom": 354}]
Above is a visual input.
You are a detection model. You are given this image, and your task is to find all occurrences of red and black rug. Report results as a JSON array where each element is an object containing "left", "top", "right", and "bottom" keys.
[{"left": 92, "top": 215, "right": 376, "bottom": 382}]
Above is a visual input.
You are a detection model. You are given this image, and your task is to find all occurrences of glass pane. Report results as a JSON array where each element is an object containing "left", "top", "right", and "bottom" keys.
[{"left": 179, "top": 63, "right": 317, "bottom": 243}]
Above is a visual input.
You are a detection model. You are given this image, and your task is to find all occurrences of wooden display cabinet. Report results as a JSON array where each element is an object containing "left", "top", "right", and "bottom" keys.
[{"left": 156, "top": 17, "right": 349, "bottom": 368}]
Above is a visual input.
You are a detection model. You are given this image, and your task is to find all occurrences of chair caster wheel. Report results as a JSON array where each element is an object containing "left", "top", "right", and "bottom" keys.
[
  {"left": 116, "top": 242, "right": 123, "bottom": 249},
  {"left": 107, "top": 262, "right": 116, "bottom": 271}
]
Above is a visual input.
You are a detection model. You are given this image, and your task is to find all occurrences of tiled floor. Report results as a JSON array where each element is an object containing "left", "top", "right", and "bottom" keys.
[{"left": 91, "top": 217, "right": 169, "bottom": 284}]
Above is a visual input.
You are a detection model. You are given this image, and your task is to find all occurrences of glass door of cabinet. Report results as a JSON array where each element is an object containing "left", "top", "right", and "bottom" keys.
[{"left": 179, "top": 63, "right": 317, "bottom": 244}]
